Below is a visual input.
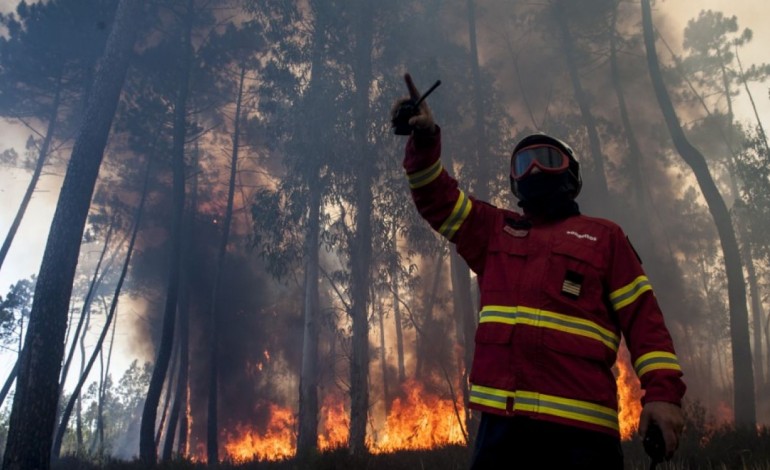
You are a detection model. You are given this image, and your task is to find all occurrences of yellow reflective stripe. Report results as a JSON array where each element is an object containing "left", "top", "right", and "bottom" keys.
[
  {"left": 634, "top": 351, "right": 682, "bottom": 377},
  {"left": 407, "top": 160, "right": 443, "bottom": 189},
  {"left": 609, "top": 275, "right": 652, "bottom": 311},
  {"left": 479, "top": 305, "right": 619, "bottom": 352},
  {"left": 469, "top": 385, "right": 619, "bottom": 432},
  {"left": 438, "top": 190, "right": 471, "bottom": 240}
]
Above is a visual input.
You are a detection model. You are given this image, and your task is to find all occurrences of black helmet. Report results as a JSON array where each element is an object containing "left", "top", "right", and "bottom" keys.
[{"left": 509, "top": 133, "right": 582, "bottom": 200}]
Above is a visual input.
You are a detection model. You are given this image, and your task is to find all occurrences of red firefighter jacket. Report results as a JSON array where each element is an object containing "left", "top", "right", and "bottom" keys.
[{"left": 404, "top": 128, "right": 685, "bottom": 437}]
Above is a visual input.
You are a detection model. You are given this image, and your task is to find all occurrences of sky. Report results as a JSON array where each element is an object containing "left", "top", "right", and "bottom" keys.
[{"left": 0, "top": 0, "right": 769, "bottom": 400}]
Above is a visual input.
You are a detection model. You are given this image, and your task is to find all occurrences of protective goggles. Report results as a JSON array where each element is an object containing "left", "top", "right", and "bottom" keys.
[{"left": 511, "top": 144, "right": 570, "bottom": 180}]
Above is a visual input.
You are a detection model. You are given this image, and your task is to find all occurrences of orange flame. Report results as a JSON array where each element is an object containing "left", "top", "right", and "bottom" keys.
[
  {"left": 219, "top": 352, "right": 644, "bottom": 462},
  {"left": 220, "top": 380, "right": 465, "bottom": 462},
  {"left": 223, "top": 404, "right": 296, "bottom": 463},
  {"left": 368, "top": 379, "right": 466, "bottom": 453},
  {"left": 318, "top": 395, "right": 349, "bottom": 450},
  {"left": 615, "top": 343, "right": 643, "bottom": 440}
]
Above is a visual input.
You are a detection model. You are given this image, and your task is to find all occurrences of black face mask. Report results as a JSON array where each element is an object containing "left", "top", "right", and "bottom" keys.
[{"left": 514, "top": 172, "right": 580, "bottom": 219}]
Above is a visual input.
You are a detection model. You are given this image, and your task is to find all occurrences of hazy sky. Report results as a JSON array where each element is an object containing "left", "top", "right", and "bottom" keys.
[{"left": 0, "top": 0, "right": 768, "bottom": 388}]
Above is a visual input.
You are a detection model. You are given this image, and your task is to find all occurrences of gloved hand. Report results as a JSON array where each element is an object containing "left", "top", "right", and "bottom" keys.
[
  {"left": 638, "top": 401, "right": 684, "bottom": 460},
  {"left": 391, "top": 73, "right": 436, "bottom": 135}
]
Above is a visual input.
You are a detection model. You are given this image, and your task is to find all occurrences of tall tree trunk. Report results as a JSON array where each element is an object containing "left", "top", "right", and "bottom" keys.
[
  {"left": 450, "top": 250, "right": 476, "bottom": 437},
  {"left": 161, "top": 322, "right": 183, "bottom": 460},
  {"left": 641, "top": 0, "right": 755, "bottom": 427},
  {"left": 377, "top": 301, "right": 390, "bottom": 415},
  {"left": 175, "top": 142, "right": 199, "bottom": 458},
  {"left": 0, "top": 75, "right": 62, "bottom": 273},
  {"left": 348, "top": 0, "right": 375, "bottom": 456},
  {"left": 466, "top": 0, "right": 490, "bottom": 202},
  {"left": 206, "top": 62, "right": 246, "bottom": 465},
  {"left": 1, "top": 3, "right": 142, "bottom": 469},
  {"left": 0, "top": 361, "right": 18, "bottom": 410},
  {"left": 609, "top": 4, "right": 646, "bottom": 212},
  {"left": 75, "top": 312, "right": 91, "bottom": 453},
  {"left": 553, "top": 2, "right": 611, "bottom": 206},
  {"left": 139, "top": 1, "right": 193, "bottom": 463},
  {"left": 296, "top": 1, "right": 330, "bottom": 456},
  {"left": 155, "top": 350, "right": 177, "bottom": 450},
  {"left": 59, "top": 218, "right": 115, "bottom": 397},
  {"left": 51, "top": 154, "right": 151, "bottom": 460},
  {"left": 390, "top": 225, "right": 405, "bottom": 384},
  {"left": 297, "top": 179, "right": 321, "bottom": 455},
  {"left": 95, "top": 302, "right": 118, "bottom": 456}
]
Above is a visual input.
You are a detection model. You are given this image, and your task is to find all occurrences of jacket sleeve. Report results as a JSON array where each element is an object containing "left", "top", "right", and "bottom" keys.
[
  {"left": 606, "top": 226, "right": 686, "bottom": 406},
  {"left": 403, "top": 127, "right": 497, "bottom": 274}
]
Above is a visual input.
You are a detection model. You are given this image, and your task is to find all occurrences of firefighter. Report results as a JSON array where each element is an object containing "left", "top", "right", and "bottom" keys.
[{"left": 392, "top": 73, "right": 685, "bottom": 469}]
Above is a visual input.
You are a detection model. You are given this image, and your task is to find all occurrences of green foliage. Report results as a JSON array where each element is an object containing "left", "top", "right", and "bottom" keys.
[{"left": 0, "top": 275, "right": 36, "bottom": 346}]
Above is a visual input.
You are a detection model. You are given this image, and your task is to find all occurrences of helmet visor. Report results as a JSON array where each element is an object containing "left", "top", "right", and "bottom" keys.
[{"left": 511, "top": 145, "right": 569, "bottom": 180}]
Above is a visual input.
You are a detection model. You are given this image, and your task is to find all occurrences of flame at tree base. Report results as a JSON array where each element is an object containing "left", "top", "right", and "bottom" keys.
[
  {"left": 218, "top": 356, "right": 642, "bottom": 463},
  {"left": 219, "top": 380, "right": 466, "bottom": 463}
]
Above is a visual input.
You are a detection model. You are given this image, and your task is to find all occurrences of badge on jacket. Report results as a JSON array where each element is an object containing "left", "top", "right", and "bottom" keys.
[
  {"left": 562, "top": 270, "right": 583, "bottom": 299},
  {"left": 504, "top": 217, "right": 531, "bottom": 238}
]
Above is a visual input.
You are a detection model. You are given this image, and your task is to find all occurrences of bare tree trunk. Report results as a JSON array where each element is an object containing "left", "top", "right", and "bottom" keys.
[
  {"left": 390, "top": 225, "right": 405, "bottom": 384},
  {"left": 377, "top": 302, "right": 390, "bottom": 416},
  {"left": 156, "top": 349, "right": 177, "bottom": 450},
  {"left": 348, "top": 0, "right": 375, "bottom": 456},
  {"left": 466, "top": 0, "right": 490, "bottom": 202},
  {"left": 297, "top": 180, "right": 321, "bottom": 455},
  {"left": 553, "top": 2, "right": 611, "bottom": 206},
  {"left": 176, "top": 142, "right": 199, "bottom": 459},
  {"left": 296, "top": 2, "right": 331, "bottom": 456},
  {"left": 450, "top": 250, "right": 476, "bottom": 439},
  {"left": 206, "top": 62, "right": 246, "bottom": 465},
  {"left": 1, "top": 2, "right": 142, "bottom": 468},
  {"left": 0, "top": 361, "right": 18, "bottom": 409},
  {"left": 641, "top": 0, "right": 755, "bottom": 427},
  {"left": 139, "top": 1, "right": 193, "bottom": 464},
  {"left": 51, "top": 154, "right": 152, "bottom": 460},
  {"left": 0, "top": 75, "right": 62, "bottom": 273},
  {"left": 59, "top": 219, "right": 115, "bottom": 398}
]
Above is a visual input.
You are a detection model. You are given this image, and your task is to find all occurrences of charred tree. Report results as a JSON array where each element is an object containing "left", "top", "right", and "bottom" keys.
[
  {"left": 139, "top": 1, "right": 193, "bottom": 464},
  {"left": 0, "top": 2, "right": 142, "bottom": 469},
  {"left": 641, "top": 0, "right": 755, "bottom": 428},
  {"left": 174, "top": 142, "right": 200, "bottom": 459}
]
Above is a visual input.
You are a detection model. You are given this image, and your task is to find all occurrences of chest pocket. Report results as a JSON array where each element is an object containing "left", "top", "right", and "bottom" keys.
[
  {"left": 479, "top": 231, "right": 528, "bottom": 294},
  {"left": 543, "top": 238, "right": 605, "bottom": 315}
]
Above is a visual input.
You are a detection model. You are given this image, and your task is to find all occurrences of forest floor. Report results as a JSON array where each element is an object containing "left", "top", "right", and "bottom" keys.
[{"left": 51, "top": 428, "right": 770, "bottom": 470}]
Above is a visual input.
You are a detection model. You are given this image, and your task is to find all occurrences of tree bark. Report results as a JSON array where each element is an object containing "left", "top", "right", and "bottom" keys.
[
  {"left": 348, "top": 0, "right": 375, "bottom": 456},
  {"left": 139, "top": 0, "right": 193, "bottom": 463},
  {"left": 641, "top": 0, "right": 755, "bottom": 427},
  {"left": 1, "top": 2, "right": 142, "bottom": 469},
  {"left": 206, "top": 62, "right": 246, "bottom": 465},
  {"left": 390, "top": 225, "right": 405, "bottom": 384}
]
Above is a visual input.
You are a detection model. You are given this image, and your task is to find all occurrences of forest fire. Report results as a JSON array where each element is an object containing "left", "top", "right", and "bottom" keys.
[
  {"left": 368, "top": 379, "right": 467, "bottom": 453},
  {"left": 218, "top": 380, "right": 465, "bottom": 462},
  {"left": 218, "top": 367, "right": 643, "bottom": 463},
  {"left": 223, "top": 404, "right": 296, "bottom": 462}
]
